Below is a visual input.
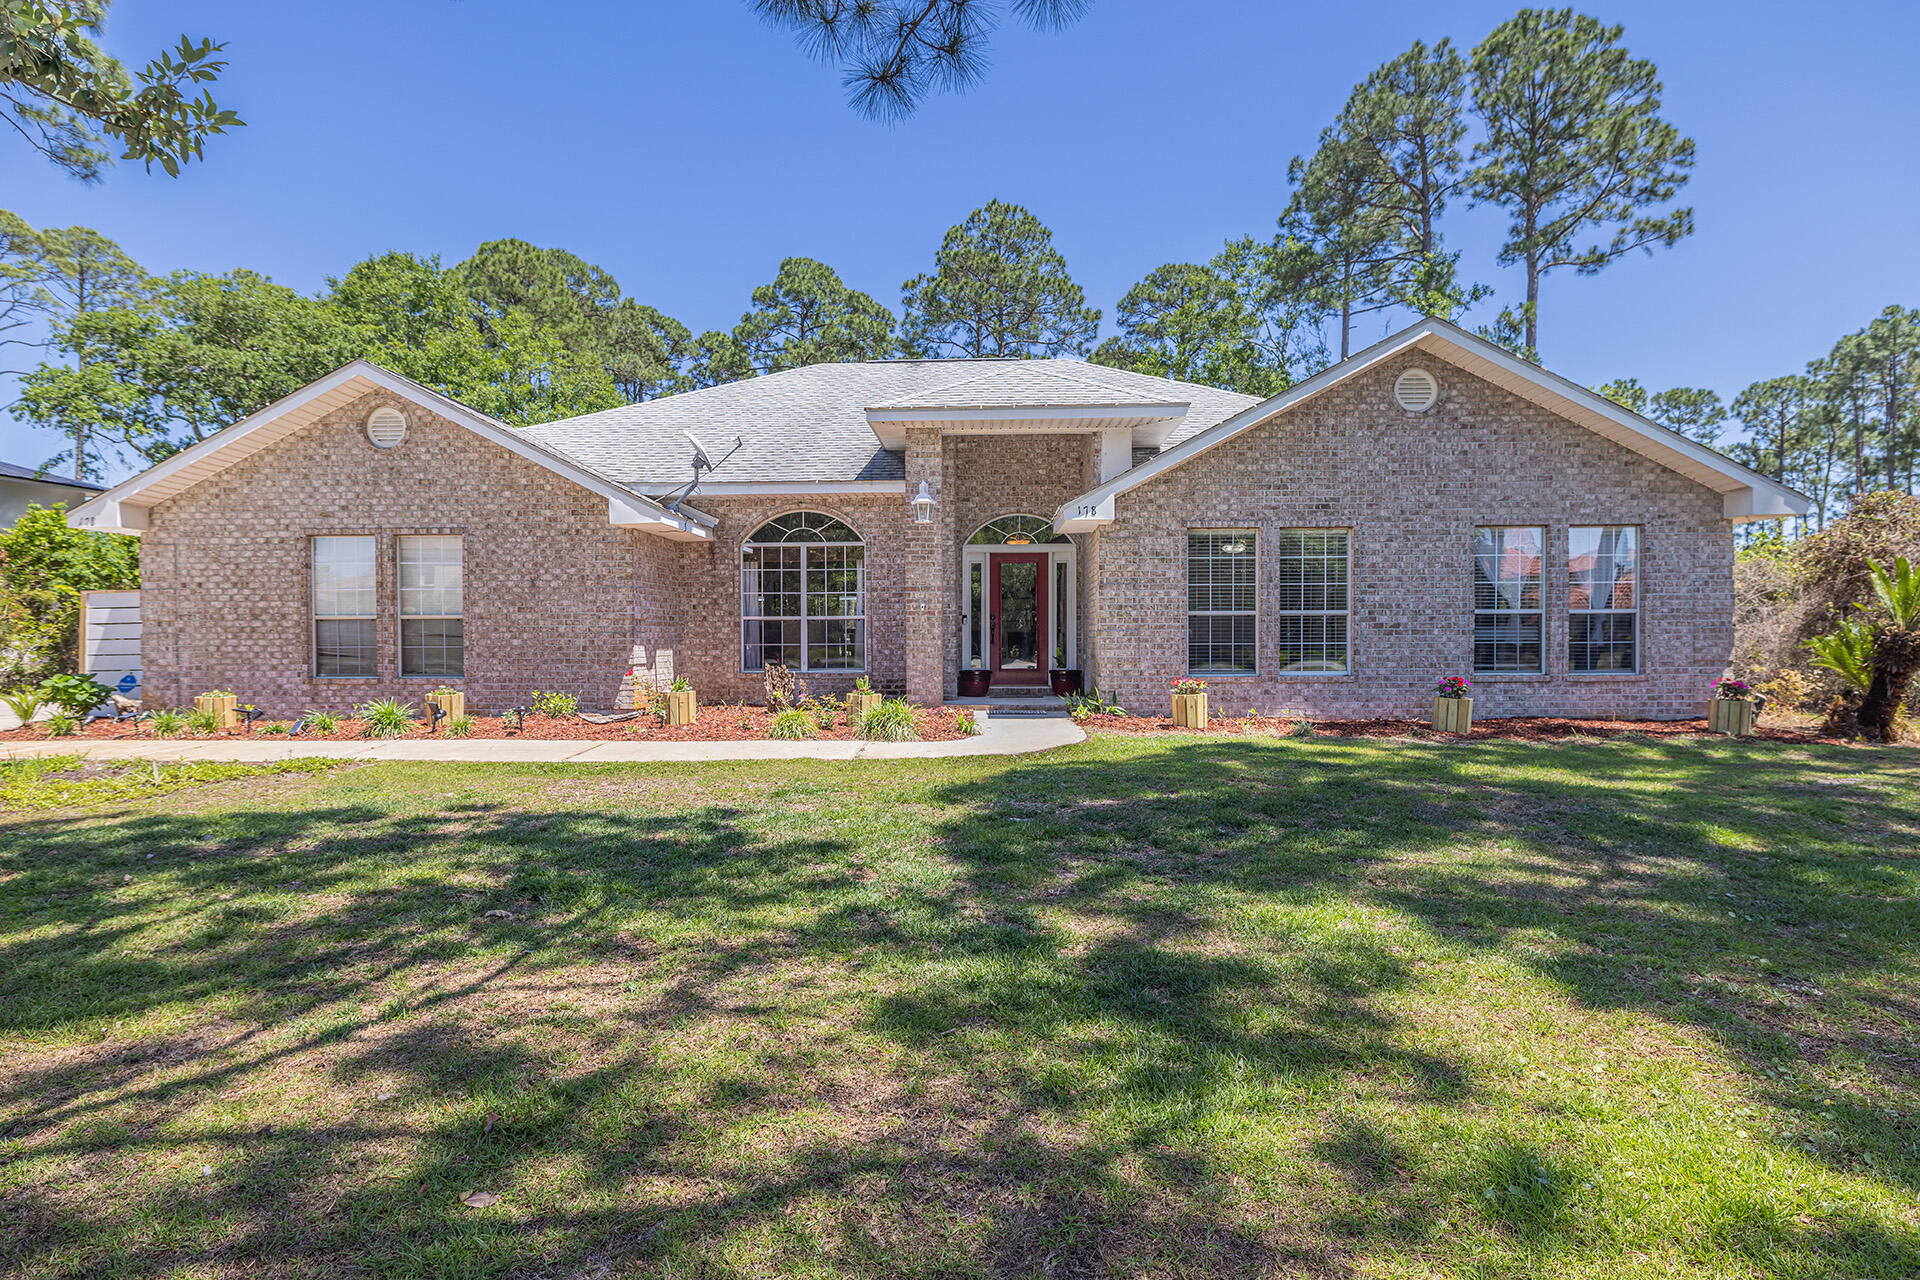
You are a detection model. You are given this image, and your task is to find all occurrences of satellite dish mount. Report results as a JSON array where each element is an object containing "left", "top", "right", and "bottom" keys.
[{"left": 664, "top": 431, "right": 743, "bottom": 513}]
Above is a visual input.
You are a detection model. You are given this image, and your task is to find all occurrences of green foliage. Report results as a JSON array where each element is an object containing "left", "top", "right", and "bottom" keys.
[
  {"left": 529, "top": 689, "right": 579, "bottom": 718},
  {"left": 767, "top": 707, "right": 818, "bottom": 740},
  {"left": 0, "top": 1, "right": 243, "bottom": 181},
  {"left": 667, "top": 677, "right": 693, "bottom": 694},
  {"left": 854, "top": 696, "right": 919, "bottom": 742},
  {"left": 1598, "top": 377, "right": 1647, "bottom": 414},
  {"left": 356, "top": 699, "right": 417, "bottom": 739},
  {"left": 260, "top": 721, "right": 288, "bottom": 735},
  {"left": 2, "top": 686, "right": 45, "bottom": 723},
  {"left": 0, "top": 503, "right": 138, "bottom": 684},
  {"left": 299, "top": 709, "right": 341, "bottom": 734},
  {"left": 751, "top": 0, "right": 1090, "bottom": 121},
  {"left": 445, "top": 715, "right": 474, "bottom": 738},
  {"left": 804, "top": 696, "right": 839, "bottom": 732},
  {"left": 1468, "top": 9, "right": 1695, "bottom": 357},
  {"left": 0, "top": 753, "right": 332, "bottom": 811},
  {"left": 1865, "top": 556, "right": 1920, "bottom": 630},
  {"left": 36, "top": 671, "right": 107, "bottom": 717},
  {"left": 955, "top": 707, "right": 980, "bottom": 736},
  {"left": 145, "top": 708, "right": 184, "bottom": 736},
  {"left": 41, "top": 710, "right": 77, "bottom": 737},
  {"left": 1804, "top": 619, "right": 1875, "bottom": 693},
  {"left": 901, "top": 200, "right": 1099, "bottom": 358},
  {"left": 183, "top": 706, "right": 219, "bottom": 734},
  {"left": 701, "top": 257, "right": 894, "bottom": 385},
  {"left": 1648, "top": 387, "right": 1726, "bottom": 446}
]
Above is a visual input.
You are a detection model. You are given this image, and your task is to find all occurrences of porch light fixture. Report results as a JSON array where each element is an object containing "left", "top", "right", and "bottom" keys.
[{"left": 911, "top": 480, "right": 935, "bottom": 525}]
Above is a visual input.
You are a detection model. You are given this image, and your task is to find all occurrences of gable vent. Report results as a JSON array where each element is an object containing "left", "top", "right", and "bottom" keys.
[
  {"left": 366, "top": 406, "right": 408, "bottom": 448},
  {"left": 1394, "top": 368, "right": 1439, "bottom": 412}
]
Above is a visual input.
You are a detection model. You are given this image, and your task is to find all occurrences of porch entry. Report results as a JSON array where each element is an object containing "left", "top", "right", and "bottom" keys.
[{"left": 960, "top": 516, "right": 1076, "bottom": 688}]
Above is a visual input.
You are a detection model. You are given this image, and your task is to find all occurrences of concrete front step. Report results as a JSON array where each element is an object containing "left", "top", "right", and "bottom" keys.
[{"left": 950, "top": 693, "right": 1072, "bottom": 720}]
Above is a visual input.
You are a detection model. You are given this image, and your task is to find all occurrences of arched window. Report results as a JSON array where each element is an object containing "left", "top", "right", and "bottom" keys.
[
  {"left": 741, "top": 512, "right": 865, "bottom": 672},
  {"left": 965, "top": 515, "right": 1070, "bottom": 546}
]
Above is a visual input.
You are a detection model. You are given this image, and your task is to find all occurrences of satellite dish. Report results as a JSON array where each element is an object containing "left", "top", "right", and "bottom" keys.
[{"left": 683, "top": 430, "right": 714, "bottom": 472}]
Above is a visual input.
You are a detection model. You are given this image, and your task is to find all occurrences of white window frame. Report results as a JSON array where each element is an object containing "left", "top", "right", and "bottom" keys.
[
  {"left": 1568, "top": 525, "right": 1641, "bottom": 675},
  {"left": 740, "top": 513, "right": 866, "bottom": 674},
  {"left": 1473, "top": 525, "right": 1546, "bottom": 674},
  {"left": 1273, "top": 528, "right": 1352, "bottom": 676},
  {"left": 1186, "top": 528, "right": 1259, "bottom": 676},
  {"left": 397, "top": 534, "right": 464, "bottom": 679},
  {"left": 312, "top": 535, "right": 377, "bottom": 679}
]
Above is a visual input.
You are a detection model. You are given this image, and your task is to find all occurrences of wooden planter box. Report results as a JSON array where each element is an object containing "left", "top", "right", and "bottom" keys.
[
  {"left": 1171, "top": 691, "right": 1209, "bottom": 728},
  {"left": 1432, "top": 695, "right": 1474, "bottom": 734},
  {"left": 666, "top": 689, "right": 697, "bottom": 726},
  {"left": 1708, "top": 697, "right": 1754, "bottom": 736},
  {"left": 194, "top": 693, "right": 238, "bottom": 730},
  {"left": 426, "top": 691, "right": 465, "bottom": 726},
  {"left": 847, "top": 691, "right": 883, "bottom": 722}
]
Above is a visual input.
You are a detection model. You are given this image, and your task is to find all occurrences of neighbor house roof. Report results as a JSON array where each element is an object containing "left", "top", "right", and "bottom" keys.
[
  {"left": 0, "top": 460, "right": 106, "bottom": 490},
  {"left": 521, "top": 359, "right": 1261, "bottom": 492},
  {"left": 1056, "top": 317, "right": 1814, "bottom": 530},
  {"left": 65, "top": 361, "right": 712, "bottom": 541}
]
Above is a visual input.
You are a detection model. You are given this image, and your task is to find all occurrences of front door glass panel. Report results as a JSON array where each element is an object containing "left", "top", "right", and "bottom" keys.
[{"left": 990, "top": 553, "right": 1048, "bottom": 684}]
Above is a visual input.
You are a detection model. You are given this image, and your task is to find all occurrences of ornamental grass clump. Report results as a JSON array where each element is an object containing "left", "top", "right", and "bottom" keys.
[
  {"left": 2, "top": 686, "right": 46, "bottom": 725},
  {"left": 42, "top": 711, "right": 79, "bottom": 738},
  {"left": 768, "top": 707, "right": 819, "bottom": 740},
  {"left": 446, "top": 715, "right": 474, "bottom": 738},
  {"left": 856, "top": 697, "right": 919, "bottom": 742},
  {"left": 356, "top": 698, "right": 417, "bottom": 739},
  {"left": 146, "top": 708, "right": 186, "bottom": 737},
  {"left": 300, "top": 709, "right": 341, "bottom": 734},
  {"left": 184, "top": 706, "right": 221, "bottom": 734}
]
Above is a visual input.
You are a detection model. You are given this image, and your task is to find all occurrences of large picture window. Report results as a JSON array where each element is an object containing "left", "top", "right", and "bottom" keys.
[
  {"left": 741, "top": 512, "right": 865, "bottom": 672},
  {"left": 1187, "top": 530, "right": 1256, "bottom": 674},
  {"left": 398, "top": 535, "right": 464, "bottom": 677},
  {"left": 1473, "top": 526, "right": 1544, "bottom": 673},
  {"left": 1275, "top": 529, "right": 1350, "bottom": 673},
  {"left": 1569, "top": 525, "right": 1639, "bottom": 673},
  {"left": 313, "top": 536, "right": 377, "bottom": 677}
]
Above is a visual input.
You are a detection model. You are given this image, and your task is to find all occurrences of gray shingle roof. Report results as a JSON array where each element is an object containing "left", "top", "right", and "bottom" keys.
[
  {"left": 0, "top": 460, "right": 105, "bottom": 489},
  {"left": 520, "top": 359, "right": 1261, "bottom": 488}
]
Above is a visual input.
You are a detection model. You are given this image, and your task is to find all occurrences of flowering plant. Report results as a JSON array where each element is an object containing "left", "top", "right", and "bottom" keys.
[
  {"left": 1712, "top": 676, "right": 1753, "bottom": 700},
  {"left": 1171, "top": 677, "right": 1209, "bottom": 696},
  {"left": 1434, "top": 676, "right": 1472, "bottom": 699}
]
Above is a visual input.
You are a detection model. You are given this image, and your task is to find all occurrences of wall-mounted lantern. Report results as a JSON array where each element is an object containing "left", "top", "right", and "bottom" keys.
[{"left": 911, "top": 480, "right": 936, "bottom": 525}]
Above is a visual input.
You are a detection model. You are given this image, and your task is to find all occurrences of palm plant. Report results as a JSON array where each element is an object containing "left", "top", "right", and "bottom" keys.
[
  {"left": 1858, "top": 556, "right": 1920, "bottom": 742},
  {"left": 1804, "top": 619, "right": 1874, "bottom": 693},
  {"left": 357, "top": 698, "right": 418, "bottom": 738},
  {"left": 2, "top": 687, "right": 46, "bottom": 724}
]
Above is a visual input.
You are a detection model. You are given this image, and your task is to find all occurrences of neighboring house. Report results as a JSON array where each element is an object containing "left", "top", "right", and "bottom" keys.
[
  {"left": 68, "top": 317, "right": 1808, "bottom": 720},
  {"left": 1, "top": 460, "right": 105, "bottom": 527}
]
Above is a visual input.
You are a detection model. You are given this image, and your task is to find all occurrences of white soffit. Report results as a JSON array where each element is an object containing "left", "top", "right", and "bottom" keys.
[
  {"left": 1054, "top": 318, "right": 1810, "bottom": 529},
  {"left": 866, "top": 403, "right": 1188, "bottom": 451},
  {"left": 66, "top": 361, "right": 712, "bottom": 541}
]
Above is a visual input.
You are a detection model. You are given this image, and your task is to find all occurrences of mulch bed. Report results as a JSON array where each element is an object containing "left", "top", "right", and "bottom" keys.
[
  {"left": 1083, "top": 713, "right": 1859, "bottom": 745},
  {"left": 2, "top": 705, "right": 972, "bottom": 745}
]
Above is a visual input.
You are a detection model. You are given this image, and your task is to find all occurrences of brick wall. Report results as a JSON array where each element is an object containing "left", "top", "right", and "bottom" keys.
[
  {"left": 139, "top": 389, "right": 681, "bottom": 717},
  {"left": 1087, "top": 353, "right": 1736, "bottom": 721}
]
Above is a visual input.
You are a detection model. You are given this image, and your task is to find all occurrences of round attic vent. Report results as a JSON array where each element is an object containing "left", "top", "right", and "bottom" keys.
[
  {"left": 1394, "top": 368, "right": 1439, "bottom": 413},
  {"left": 366, "top": 406, "right": 408, "bottom": 448}
]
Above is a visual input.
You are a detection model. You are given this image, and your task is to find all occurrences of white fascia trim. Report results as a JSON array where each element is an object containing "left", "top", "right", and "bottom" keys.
[
  {"left": 865, "top": 402, "right": 1188, "bottom": 424},
  {"left": 636, "top": 480, "right": 908, "bottom": 497},
  {"left": 1052, "top": 317, "right": 1811, "bottom": 528},
  {"left": 66, "top": 360, "right": 710, "bottom": 540}
]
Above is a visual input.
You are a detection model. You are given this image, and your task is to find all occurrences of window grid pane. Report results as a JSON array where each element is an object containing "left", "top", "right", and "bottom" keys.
[
  {"left": 314, "top": 537, "right": 376, "bottom": 677},
  {"left": 1274, "top": 529, "right": 1350, "bottom": 673},
  {"left": 741, "top": 521, "right": 865, "bottom": 672},
  {"left": 1187, "top": 531, "right": 1256, "bottom": 674},
  {"left": 400, "top": 618, "right": 464, "bottom": 678},
  {"left": 1569, "top": 525, "right": 1639, "bottom": 672},
  {"left": 315, "top": 618, "right": 376, "bottom": 678},
  {"left": 1473, "top": 527, "right": 1545, "bottom": 673},
  {"left": 396, "top": 535, "right": 463, "bottom": 677}
]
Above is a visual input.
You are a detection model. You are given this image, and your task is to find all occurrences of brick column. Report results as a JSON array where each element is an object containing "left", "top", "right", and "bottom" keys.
[{"left": 904, "top": 427, "right": 946, "bottom": 704}]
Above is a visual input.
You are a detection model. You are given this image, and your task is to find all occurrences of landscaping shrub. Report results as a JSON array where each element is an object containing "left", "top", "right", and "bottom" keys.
[
  {"left": 856, "top": 697, "right": 919, "bottom": 742},
  {"left": 356, "top": 699, "right": 417, "bottom": 738},
  {"left": 768, "top": 707, "right": 818, "bottom": 740},
  {"left": 37, "top": 672, "right": 110, "bottom": 719},
  {"left": 955, "top": 708, "right": 980, "bottom": 736},
  {"left": 146, "top": 709, "right": 186, "bottom": 737},
  {"left": 300, "top": 710, "right": 341, "bottom": 734},
  {"left": 530, "top": 690, "right": 579, "bottom": 718},
  {"left": 2, "top": 686, "right": 45, "bottom": 724},
  {"left": 42, "top": 711, "right": 78, "bottom": 737},
  {"left": 446, "top": 715, "right": 474, "bottom": 738},
  {"left": 184, "top": 706, "right": 221, "bottom": 734}
]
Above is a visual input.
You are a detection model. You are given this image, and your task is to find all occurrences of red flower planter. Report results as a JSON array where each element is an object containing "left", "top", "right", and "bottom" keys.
[
  {"left": 1049, "top": 669, "right": 1082, "bottom": 695},
  {"left": 957, "top": 670, "right": 991, "bottom": 698}
]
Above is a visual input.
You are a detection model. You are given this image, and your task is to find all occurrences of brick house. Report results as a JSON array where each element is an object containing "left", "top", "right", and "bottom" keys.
[{"left": 69, "top": 317, "right": 1806, "bottom": 720}]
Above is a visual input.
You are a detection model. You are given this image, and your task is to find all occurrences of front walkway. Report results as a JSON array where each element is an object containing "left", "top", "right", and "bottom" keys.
[{"left": 1, "top": 715, "right": 1083, "bottom": 764}]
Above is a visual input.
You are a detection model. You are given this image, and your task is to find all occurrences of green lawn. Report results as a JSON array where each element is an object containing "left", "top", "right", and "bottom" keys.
[{"left": 2, "top": 733, "right": 1917, "bottom": 1279}]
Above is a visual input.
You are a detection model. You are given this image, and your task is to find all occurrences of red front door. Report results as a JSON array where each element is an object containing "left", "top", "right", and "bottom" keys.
[{"left": 989, "top": 553, "right": 1048, "bottom": 686}]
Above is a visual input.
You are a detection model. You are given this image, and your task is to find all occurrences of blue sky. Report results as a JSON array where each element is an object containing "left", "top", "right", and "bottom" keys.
[{"left": 5, "top": 0, "right": 1917, "bottom": 476}]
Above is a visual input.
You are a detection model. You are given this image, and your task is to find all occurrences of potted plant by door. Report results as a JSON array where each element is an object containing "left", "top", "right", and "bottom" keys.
[
  {"left": 1707, "top": 676, "right": 1756, "bottom": 735},
  {"left": 1170, "top": 677, "right": 1209, "bottom": 727},
  {"left": 1432, "top": 676, "right": 1474, "bottom": 733},
  {"left": 957, "top": 659, "right": 991, "bottom": 699},
  {"left": 847, "top": 675, "right": 883, "bottom": 722},
  {"left": 1049, "top": 647, "right": 1082, "bottom": 696}
]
